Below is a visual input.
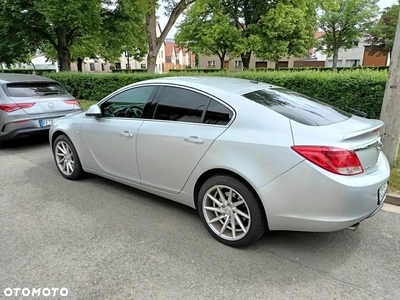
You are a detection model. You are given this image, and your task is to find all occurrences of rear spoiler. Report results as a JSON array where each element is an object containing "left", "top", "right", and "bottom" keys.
[{"left": 342, "top": 120, "right": 383, "bottom": 140}]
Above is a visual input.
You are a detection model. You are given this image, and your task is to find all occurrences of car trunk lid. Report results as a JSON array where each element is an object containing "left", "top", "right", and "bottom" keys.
[{"left": 290, "top": 116, "right": 383, "bottom": 174}]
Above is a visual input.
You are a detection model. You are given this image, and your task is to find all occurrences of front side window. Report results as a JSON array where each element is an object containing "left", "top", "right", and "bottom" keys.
[
  {"left": 101, "top": 86, "right": 156, "bottom": 118},
  {"left": 208, "top": 61, "right": 215, "bottom": 67},
  {"left": 90, "top": 63, "right": 95, "bottom": 71},
  {"left": 154, "top": 87, "right": 210, "bottom": 123}
]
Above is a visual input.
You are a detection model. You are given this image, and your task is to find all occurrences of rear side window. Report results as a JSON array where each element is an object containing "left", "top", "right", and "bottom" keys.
[
  {"left": 154, "top": 87, "right": 210, "bottom": 123},
  {"left": 204, "top": 100, "right": 233, "bottom": 125},
  {"left": 242, "top": 88, "right": 351, "bottom": 126},
  {"left": 6, "top": 82, "right": 68, "bottom": 97}
]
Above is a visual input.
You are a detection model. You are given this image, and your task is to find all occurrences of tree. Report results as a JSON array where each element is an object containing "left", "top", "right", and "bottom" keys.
[
  {"left": 216, "top": 0, "right": 317, "bottom": 69},
  {"left": 145, "top": 0, "right": 197, "bottom": 73},
  {"left": 367, "top": 1, "right": 400, "bottom": 57},
  {"left": 0, "top": 0, "right": 147, "bottom": 72},
  {"left": 0, "top": 30, "right": 35, "bottom": 68},
  {"left": 175, "top": 0, "right": 242, "bottom": 69},
  {"left": 318, "top": 0, "right": 379, "bottom": 70}
]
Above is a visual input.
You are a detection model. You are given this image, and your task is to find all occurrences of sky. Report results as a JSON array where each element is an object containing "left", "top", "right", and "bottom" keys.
[{"left": 157, "top": 0, "right": 399, "bottom": 39}]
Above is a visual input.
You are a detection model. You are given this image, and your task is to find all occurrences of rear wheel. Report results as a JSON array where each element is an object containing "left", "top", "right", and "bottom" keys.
[
  {"left": 198, "top": 175, "right": 267, "bottom": 247},
  {"left": 53, "top": 134, "right": 83, "bottom": 180}
]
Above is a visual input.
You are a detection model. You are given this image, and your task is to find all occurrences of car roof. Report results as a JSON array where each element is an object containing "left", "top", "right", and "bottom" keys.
[
  {"left": 0, "top": 73, "right": 56, "bottom": 84},
  {"left": 141, "top": 76, "right": 277, "bottom": 95}
]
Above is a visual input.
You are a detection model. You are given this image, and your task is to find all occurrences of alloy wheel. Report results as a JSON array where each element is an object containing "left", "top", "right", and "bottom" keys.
[
  {"left": 202, "top": 185, "right": 251, "bottom": 241},
  {"left": 55, "top": 141, "right": 75, "bottom": 176}
]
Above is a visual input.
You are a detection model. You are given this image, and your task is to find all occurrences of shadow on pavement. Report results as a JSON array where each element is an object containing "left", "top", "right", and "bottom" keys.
[{"left": 0, "top": 134, "right": 50, "bottom": 151}]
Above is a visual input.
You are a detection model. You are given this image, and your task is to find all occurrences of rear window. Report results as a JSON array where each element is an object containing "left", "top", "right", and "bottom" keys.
[
  {"left": 242, "top": 88, "right": 351, "bottom": 126},
  {"left": 6, "top": 82, "right": 68, "bottom": 97}
]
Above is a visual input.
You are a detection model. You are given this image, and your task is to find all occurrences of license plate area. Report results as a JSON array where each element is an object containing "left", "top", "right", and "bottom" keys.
[
  {"left": 378, "top": 182, "right": 388, "bottom": 205},
  {"left": 39, "top": 119, "right": 58, "bottom": 127}
]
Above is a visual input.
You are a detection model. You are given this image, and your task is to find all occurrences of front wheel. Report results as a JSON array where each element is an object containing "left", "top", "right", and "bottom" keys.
[
  {"left": 52, "top": 134, "right": 83, "bottom": 180},
  {"left": 197, "top": 175, "right": 267, "bottom": 247}
]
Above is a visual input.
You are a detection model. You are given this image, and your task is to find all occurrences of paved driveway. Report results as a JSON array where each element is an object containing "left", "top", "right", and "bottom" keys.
[{"left": 1, "top": 136, "right": 399, "bottom": 300}]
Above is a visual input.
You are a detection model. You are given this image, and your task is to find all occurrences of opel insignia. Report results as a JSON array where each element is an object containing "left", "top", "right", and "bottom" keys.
[{"left": 49, "top": 76, "right": 390, "bottom": 247}]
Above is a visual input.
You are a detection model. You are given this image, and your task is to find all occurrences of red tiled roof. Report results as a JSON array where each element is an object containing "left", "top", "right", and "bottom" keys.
[
  {"left": 165, "top": 42, "right": 175, "bottom": 57},
  {"left": 308, "top": 31, "right": 326, "bottom": 54},
  {"left": 314, "top": 31, "right": 325, "bottom": 39}
]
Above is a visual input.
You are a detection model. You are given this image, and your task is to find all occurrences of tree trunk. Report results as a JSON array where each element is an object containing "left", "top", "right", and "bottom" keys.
[
  {"left": 379, "top": 10, "right": 400, "bottom": 164},
  {"left": 241, "top": 52, "right": 251, "bottom": 70},
  {"left": 77, "top": 58, "right": 83, "bottom": 72},
  {"left": 219, "top": 53, "right": 226, "bottom": 70},
  {"left": 145, "top": 0, "right": 195, "bottom": 73},
  {"left": 147, "top": 54, "right": 157, "bottom": 74},
  {"left": 332, "top": 48, "right": 339, "bottom": 71},
  {"left": 146, "top": 7, "right": 159, "bottom": 74},
  {"left": 56, "top": 30, "right": 71, "bottom": 72}
]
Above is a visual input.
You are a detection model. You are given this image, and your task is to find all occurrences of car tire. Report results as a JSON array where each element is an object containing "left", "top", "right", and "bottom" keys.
[
  {"left": 198, "top": 174, "right": 267, "bottom": 247},
  {"left": 52, "top": 134, "right": 83, "bottom": 180}
]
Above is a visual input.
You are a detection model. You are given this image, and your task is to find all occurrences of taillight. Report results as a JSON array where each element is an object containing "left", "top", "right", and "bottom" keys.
[
  {"left": 63, "top": 100, "right": 80, "bottom": 106},
  {"left": 291, "top": 146, "right": 363, "bottom": 176},
  {"left": 0, "top": 103, "right": 35, "bottom": 112}
]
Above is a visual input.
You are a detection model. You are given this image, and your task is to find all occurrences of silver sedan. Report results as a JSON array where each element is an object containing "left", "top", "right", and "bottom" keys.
[
  {"left": 0, "top": 74, "right": 81, "bottom": 147},
  {"left": 49, "top": 76, "right": 390, "bottom": 247}
]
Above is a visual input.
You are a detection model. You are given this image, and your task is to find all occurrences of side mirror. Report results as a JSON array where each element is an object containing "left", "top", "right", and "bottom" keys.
[{"left": 85, "top": 104, "right": 102, "bottom": 117}]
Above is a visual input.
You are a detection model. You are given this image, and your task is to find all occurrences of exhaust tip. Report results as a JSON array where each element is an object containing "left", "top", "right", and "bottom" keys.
[{"left": 348, "top": 223, "right": 360, "bottom": 231}]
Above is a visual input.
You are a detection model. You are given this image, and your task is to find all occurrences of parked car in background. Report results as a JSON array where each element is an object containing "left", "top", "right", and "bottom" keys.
[
  {"left": 49, "top": 76, "right": 390, "bottom": 247},
  {"left": 0, "top": 74, "right": 81, "bottom": 147}
]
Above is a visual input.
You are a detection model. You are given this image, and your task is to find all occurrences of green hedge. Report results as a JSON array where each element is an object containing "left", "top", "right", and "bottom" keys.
[
  {"left": 2, "top": 69, "right": 56, "bottom": 76},
  {"left": 253, "top": 66, "right": 389, "bottom": 72},
  {"left": 169, "top": 68, "right": 228, "bottom": 73},
  {"left": 43, "top": 69, "right": 387, "bottom": 119},
  {"left": 111, "top": 69, "right": 147, "bottom": 73}
]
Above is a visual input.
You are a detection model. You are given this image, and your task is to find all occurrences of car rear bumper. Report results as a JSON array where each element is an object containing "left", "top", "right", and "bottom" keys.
[
  {"left": 258, "top": 151, "right": 390, "bottom": 232},
  {"left": 0, "top": 117, "right": 63, "bottom": 141},
  {"left": 0, "top": 127, "right": 50, "bottom": 141}
]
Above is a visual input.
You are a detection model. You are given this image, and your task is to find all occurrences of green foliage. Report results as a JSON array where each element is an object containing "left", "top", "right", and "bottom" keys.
[
  {"left": 43, "top": 72, "right": 169, "bottom": 101},
  {"left": 111, "top": 69, "right": 148, "bottom": 73},
  {"left": 318, "top": 0, "right": 380, "bottom": 68},
  {"left": 2, "top": 69, "right": 56, "bottom": 76},
  {"left": 0, "top": 0, "right": 147, "bottom": 70},
  {"left": 175, "top": 0, "right": 243, "bottom": 67},
  {"left": 367, "top": 1, "right": 400, "bottom": 55},
  {"left": 219, "top": 0, "right": 317, "bottom": 68},
  {"left": 43, "top": 70, "right": 387, "bottom": 119},
  {"left": 168, "top": 68, "right": 228, "bottom": 73},
  {"left": 252, "top": 66, "right": 389, "bottom": 72}
]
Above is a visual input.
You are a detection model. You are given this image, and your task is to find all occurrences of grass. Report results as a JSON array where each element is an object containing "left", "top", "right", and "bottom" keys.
[
  {"left": 79, "top": 99, "right": 98, "bottom": 111},
  {"left": 389, "top": 149, "right": 400, "bottom": 194}
]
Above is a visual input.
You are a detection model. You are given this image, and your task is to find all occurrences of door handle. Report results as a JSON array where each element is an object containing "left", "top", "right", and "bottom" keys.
[
  {"left": 184, "top": 136, "right": 204, "bottom": 144},
  {"left": 119, "top": 131, "right": 133, "bottom": 138}
]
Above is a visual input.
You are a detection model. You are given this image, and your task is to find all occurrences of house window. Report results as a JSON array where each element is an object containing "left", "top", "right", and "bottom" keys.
[
  {"left": 141, "top": 64, "right": 146, "bottom": 69},
  {"left": 160, "top": 51, "right": 164, "bottom": 58},
  {"left": 235, "top": 61, "right": 243, "bottom": 67},
  {"left": 345, "top": 59, "right": 360, "bottom": 67},
  {"left": 208, "top": 61, "right": 216, "bottom": 67},
  {"left": 90, "top": 63, "right": 95, "bottom": 71},
  {"left": 101, "top": 63, "right": 105, "bottom": 71},
  {"left": 115, "top": 63, "right": 121, "bottom": 69}
]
